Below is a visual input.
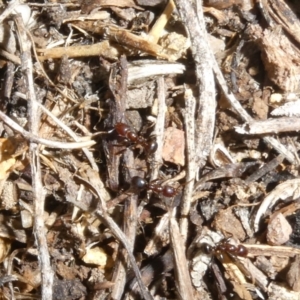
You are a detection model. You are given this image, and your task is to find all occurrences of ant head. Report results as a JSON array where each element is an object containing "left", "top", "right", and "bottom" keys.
[
  {"left": 215, "top": 250, "right": 224, "bottom": 262},
  {"left": 201, "top": 243, "right": 214, "bottom": 254}
]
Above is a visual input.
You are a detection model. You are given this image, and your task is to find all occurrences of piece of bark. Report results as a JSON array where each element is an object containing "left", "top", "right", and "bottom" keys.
[
  {"left": 287, "top": 255, "right": 300, "bottom": 292},
  {"left": 254, "top": 256, "right": 277, "bottom": 280},
  {"left": 249, "top": 24, "right": 300, "bottom": 92},
  {"left": 212, "top": 209, "right": 246, "bottom": 241},
  {"left": 267, "top": 0, "right": 300, "bottom": 45}
]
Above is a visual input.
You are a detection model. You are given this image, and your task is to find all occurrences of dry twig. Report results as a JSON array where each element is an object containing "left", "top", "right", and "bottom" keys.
[
  {"left": 169, "top": 210, "right": 195, "bottom": 299},
  {"left": 0, "top": 111, "right": 96, "bottom": 149},
  {"left": 235, "top": 117, "right": 300, "bottom": 135},
  {"left": 14, "top": 14, "right": 53, "bottom": 300},
  {"left": 180, "top": 87, "right": 196, "bottom": 238},
  {"left": 174, "top": 0, "right": 216, "bottom": 168}
]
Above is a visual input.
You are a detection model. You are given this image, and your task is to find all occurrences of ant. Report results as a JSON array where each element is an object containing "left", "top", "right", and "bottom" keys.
[
  {"left": 202, "top": 238, "right": 248, "bottom": 261},
  {"left": 114, "top": 122, "right": 158, "bottom": 154},
  {"left": 131, "top": 176, "right": 177, "bottom": 198}
]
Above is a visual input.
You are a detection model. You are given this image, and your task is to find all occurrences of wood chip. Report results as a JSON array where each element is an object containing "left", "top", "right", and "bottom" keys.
[{"left": 162, "top": 127, "right": 185, "bottom": 166}]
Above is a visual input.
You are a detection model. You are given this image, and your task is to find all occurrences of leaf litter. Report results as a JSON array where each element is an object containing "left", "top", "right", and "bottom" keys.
[{"left": 0, "top": 0, "right": 300, "bottom": 299}]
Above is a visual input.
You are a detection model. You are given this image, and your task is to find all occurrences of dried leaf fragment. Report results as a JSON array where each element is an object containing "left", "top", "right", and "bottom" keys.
[
  {"left": 159, "top": 32, "right": 190, "bottom": 61},
  {"left": 0, "top": 137, "right": 27, "bottom": 180},
  {"left": 209, "top": 140, "right": 234, "bottom": 167}
]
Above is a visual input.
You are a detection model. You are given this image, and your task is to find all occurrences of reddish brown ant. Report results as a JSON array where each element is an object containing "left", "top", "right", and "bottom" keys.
[
  {"left": 114, "top": 122, "right": 158, "bottom": 154},
  {"left": 131, "top": 176, "right": 177, "bottom": 198},
  {"left": 203, "top": 239, "right": 248, "bottom": 261}
]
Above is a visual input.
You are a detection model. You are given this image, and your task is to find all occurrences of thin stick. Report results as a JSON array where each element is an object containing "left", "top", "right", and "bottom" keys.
[
  {"left": 169, "top": 210, "right": 195, "bottom": 299},
  {"left": 235, "top": 117, "right": 300, "bottom": 134},
  {"left": 0, "top": 110, "right": 96, "bottom": 149},
  {"left": 150, "top": 76, "right": 166, "bottom": 180},
  {"left": 14, "top": 14, "right": 53, "bottom": 300},
  {"left": 174, "top": 0, "right": 216, "bottom": 169},
  {"left": 37, "top": 41, "right": 120, "bottom": 61},
  {"left": 180, "top": 87, "right": 196, "bottom": 239},
  {"left": 67, "top": 174, "right": 154, "bottom": 300},
  {"left": 111, "top": 150, "right": 138, "bottom": 299}
]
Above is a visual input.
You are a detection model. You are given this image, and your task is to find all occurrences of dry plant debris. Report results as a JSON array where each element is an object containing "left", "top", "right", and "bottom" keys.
[{"left": 1, "top": 0, "right": 300, "bottom": 299}]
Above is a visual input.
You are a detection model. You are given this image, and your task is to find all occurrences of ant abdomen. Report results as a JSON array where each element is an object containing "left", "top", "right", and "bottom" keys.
[
  {"left": 144, "top": 138, "right": 158, "bottom": 154},
  {"left": 115, "top": 123, "right": 130, "bottom": 137},
  {"left": 131, "top": 176, "right": 147, "bottom": 191}
]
